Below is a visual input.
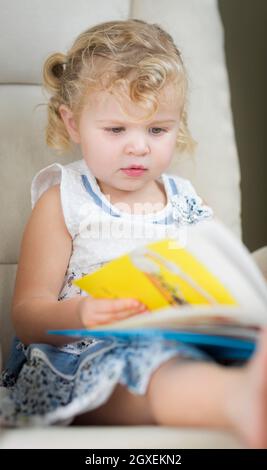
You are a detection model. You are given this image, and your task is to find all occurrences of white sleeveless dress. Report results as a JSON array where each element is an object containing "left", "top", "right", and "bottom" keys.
[{"left": 0, "top": 159, "right": 213, "bottom": 427}]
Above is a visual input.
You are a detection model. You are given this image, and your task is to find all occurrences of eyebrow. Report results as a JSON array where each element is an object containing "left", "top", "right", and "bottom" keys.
[{"left": 96, "top": 119, "right": 177, "bottom": 124}]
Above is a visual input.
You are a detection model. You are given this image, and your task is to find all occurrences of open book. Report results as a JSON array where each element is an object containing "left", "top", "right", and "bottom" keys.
[{"left": 49, "top": 219, "right": 267, "bottom": 363}]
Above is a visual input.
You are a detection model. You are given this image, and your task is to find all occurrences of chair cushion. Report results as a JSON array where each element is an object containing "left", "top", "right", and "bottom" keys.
[
  {"left": 0, "top": 425, "right": 243, "bottom": 449},
  {"left": 0, "top": 0, "right": 131, "bottom": 84}
]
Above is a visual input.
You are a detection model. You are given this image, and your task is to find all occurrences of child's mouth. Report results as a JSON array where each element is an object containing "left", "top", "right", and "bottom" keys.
[{"left": 121, "top": 166, "right": 147, "bottom": 177}]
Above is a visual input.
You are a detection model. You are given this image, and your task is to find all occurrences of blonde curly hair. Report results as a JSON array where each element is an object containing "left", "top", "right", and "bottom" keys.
[{"left": 42, "top": 19, "right": 196, "bottom": 155}]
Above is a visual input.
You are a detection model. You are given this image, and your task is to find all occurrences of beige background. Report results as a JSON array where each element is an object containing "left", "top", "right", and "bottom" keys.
[{"left": 219, "top": 0, "right": 267, "bottom": 251}]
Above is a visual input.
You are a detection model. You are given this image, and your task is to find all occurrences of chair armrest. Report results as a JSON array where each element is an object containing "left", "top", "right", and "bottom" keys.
[{"left": 252, "top": 246, "right": 267, "bottom": 280}]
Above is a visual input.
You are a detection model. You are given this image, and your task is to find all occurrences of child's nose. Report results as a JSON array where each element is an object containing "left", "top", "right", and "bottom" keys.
[{"left": 124, "top": 132, "right": 150, "bottom": 156}]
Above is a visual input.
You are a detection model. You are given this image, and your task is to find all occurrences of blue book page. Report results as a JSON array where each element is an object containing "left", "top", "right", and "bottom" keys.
[{"left": 48, "top": 328, "right": 256, "bottom": 362}]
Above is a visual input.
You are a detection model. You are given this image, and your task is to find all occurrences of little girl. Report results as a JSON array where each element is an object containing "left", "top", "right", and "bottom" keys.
[{"left": 1, "top": 19, "right": 267, "bottom": 448}]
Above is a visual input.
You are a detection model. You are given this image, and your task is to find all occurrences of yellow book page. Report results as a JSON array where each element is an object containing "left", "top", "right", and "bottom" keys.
[
  {"left": 145, "top": 239, "right": 237, "bottom": 307},
  {"left": 74, "top": 255, "right": 169, "bottom": 311},
  {"left": 73, "top": 238, "right": 237, "bottom": 311}
]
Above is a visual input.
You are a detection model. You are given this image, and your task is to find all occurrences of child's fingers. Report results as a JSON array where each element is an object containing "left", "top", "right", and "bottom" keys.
[
  {"left": 101, "top": 305, "right": 147, "bottom": 320},
  {"left": 79, "top": 297, "right": 148, "bottom": 328},
  {"left": 92, "top": 311, "right": 140, "bottom": 325},
  {"left": 83, "top": 310, "right": 143, "bottom": 328},
  {"left": 91, "top": 298, "right": 144, "bottom": 314}
]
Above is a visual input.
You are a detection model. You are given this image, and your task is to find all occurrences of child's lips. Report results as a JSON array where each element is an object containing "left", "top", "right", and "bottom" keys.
[{"left": 121, "top": 167, "right": 148, "bottom": 177}]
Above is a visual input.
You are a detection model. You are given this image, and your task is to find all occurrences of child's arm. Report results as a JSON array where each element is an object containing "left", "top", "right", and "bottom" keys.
[
  {"left": 12, "top": 185, "right": 144, "bottom": 346},
  {"left": 11, "top": 184, "right": 80, "bottom": 345}
]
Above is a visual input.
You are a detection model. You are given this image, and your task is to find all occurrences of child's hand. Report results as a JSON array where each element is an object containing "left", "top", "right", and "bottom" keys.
[{"left": 77, "top": 297, "right": 148, "bottom": 328}]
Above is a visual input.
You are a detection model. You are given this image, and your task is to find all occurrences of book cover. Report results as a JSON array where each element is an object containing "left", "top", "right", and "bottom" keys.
[{"left": 48, "top": 327, "right": 256, "bottom": 363}]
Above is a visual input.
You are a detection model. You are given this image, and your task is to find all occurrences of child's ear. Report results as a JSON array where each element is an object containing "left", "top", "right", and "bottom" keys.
[{"left": 58, "top": 104, "right": 81, "bottom": 143}]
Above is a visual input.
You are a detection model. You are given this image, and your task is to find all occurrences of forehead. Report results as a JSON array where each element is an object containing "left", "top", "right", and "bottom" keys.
[{"left": 82, "top": 84, "right": 182, "bottom": 123}]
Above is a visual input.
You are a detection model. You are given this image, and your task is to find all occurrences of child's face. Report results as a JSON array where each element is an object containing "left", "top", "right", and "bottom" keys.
[{"left": 60, "top": 84, "right": 181, "bottom": 194}]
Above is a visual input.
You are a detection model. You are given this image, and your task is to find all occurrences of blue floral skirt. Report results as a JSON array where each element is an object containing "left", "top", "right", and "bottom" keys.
[{"left": 0, "top": 335, "right": 212, "bottom": 427}]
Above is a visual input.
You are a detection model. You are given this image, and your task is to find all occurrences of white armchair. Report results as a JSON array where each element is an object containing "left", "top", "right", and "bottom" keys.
[{"left": 1, "top": 0, "right": 265, "bottom": 449}]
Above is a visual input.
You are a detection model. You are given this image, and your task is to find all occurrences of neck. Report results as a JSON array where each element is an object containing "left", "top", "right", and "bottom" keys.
[{"left": 97, "top": 178, "right": 167, "bottom": 214}]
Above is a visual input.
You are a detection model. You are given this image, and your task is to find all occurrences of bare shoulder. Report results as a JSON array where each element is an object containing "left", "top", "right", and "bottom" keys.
[
  {"left": 34, "top": 183, "right": 62, "bottom": 212},
  {"left": 31, "top": 183, "right": 71, "bottom": 235},
  {"left": 12, "top": 183, "right": 73, "bottom": 311}
]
